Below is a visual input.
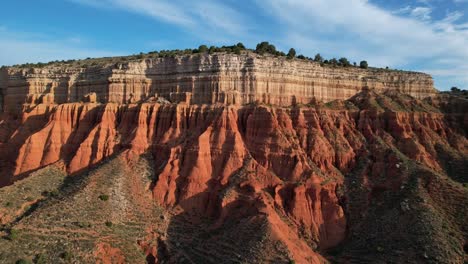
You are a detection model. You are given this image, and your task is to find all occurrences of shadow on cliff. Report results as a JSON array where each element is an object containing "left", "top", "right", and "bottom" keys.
[
  {"left": 0, "top": 110, "right": 52, "bottom": 187},
  {"left": 0, "top": 67, "right": 119, "bottom": 187},
  {"left": 11, "top": 104, "right": 106, "bottom": 186},
  {"left": 58, "top": 104, "right": 105, "bottom": 164}
]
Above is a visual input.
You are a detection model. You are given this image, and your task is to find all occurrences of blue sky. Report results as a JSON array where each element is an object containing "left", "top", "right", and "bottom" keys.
[{"left": 1, "top": 0, "right": 467, "bottom": 90}]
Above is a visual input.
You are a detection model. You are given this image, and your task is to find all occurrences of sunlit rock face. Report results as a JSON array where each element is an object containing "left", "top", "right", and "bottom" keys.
[
  {"left": 0, "top": 53, "right": 436, "bottom": 115},
  {"left": 1, "top": 53, "right": 464, "bottom": 264}
]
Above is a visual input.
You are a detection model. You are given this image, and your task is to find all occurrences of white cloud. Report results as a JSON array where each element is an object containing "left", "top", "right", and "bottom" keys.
[
  {"left": 68, "top": 0, "right": 250, "bottom": 38},
  {"left": 410, "top": 7, "right": 432, "bottom": 20},
  {"left": 5, "top": 0, "right": 467, "bottom": 90},
  {"left": 256, "top": 0, "right": 468, "bottom": 89},
  {"left": 393, "top": 6, "right": 432, "bottom": 21},
  {"left": 393, "top": 6, "right": 412, "bottom": 15}
]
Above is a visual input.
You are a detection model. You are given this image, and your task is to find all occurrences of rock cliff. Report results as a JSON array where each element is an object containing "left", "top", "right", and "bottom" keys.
[
  {"left": 0, "top": 88, "right": 466, "bottom": 263},
  {"left": 0, "top": 53, "right": 437, "bottom": 115},
  {"left": 0, "top": 53, "right": 465, "bottom": 264}
]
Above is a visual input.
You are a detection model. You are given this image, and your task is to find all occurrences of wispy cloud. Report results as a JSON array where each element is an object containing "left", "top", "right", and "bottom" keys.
[
  {"left": 68, "top": 0, "right": 250, "bottom": 38},
  {"left": 255, "top": 0, "right": 468, "bottom": 89},
  {"left": 4, "top": 0, "right": 468, "bottom": 90},
  {"left": 410, "top": 7, "right": 432, "bottom": 20}
]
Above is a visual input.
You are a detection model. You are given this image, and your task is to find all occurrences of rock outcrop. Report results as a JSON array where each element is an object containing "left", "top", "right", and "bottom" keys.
[{"left": 0, "top": 53, "right": 437, "bottom": 115}]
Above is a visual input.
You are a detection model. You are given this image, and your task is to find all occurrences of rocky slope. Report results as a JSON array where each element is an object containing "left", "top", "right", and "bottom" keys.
[{"left": 0, "top": 53, "right": 436, "bottom": 115}]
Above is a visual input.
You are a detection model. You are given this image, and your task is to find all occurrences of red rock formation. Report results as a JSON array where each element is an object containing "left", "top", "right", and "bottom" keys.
[{"left": 0, "top": 89, "right": 466, "bottom": 262}]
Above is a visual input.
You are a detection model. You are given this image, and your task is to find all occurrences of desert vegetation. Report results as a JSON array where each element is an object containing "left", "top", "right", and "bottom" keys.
[{"left": 4, "top": 41, "right": 380, "bottom": 71}]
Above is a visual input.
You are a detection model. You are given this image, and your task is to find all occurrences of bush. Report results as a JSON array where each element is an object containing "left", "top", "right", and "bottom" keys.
[
  {"left": 314, "top": 53, "right": 323, "bottom": 63},
  {"left": 233, "top": 46, "right": 242, "bottom": 55},
  {"left": 34, "top": 254, "right": 47, "bottom": 264},
  {"left": 276, "top": 51, "right": 286, "bottom": 56},
  {"left": 339, "top": 57, "right": 351, "bottom": 67},
  {"left": 105, "top": 221, "right": 113, "bottom": 227},
  {"left": 329, "top": 58, "right": 338, "bottom": 65},
  {"left": 360, "top": 60, "right": 368, "bottom": 69},
  {"left": 287, "top": 48, "right": 296, "bottom": 59},
  {"left": 209, "top": 46, "right": 216, "bottom": 54},
  {"left": 61, "top": 251, "right": 72, "bottom": 262},
  {"left": 236, "top": 42, "right": 245, "bottom": 49},
  {"left": 451, "top": 87, "right": 460, "bottom": 93},
  {"left": 198, "top": 45, "right": 208, "bottom": 53},
  {"left": 98, "top": 194, "right": 109, "bottom": 201},
  {"left": 255, "top": 41, "right": 277, "bottom": 55},
  {"left": 297, "top": 54, "right": 306, "bottom": 59},
  {"left": 8, "top": 229, "right": 19, "bottom": 240}
]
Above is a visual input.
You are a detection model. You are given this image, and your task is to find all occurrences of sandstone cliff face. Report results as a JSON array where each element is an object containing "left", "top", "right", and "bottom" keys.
[{"left": 0, "top": 53, "right": 437, "bottom": 115}]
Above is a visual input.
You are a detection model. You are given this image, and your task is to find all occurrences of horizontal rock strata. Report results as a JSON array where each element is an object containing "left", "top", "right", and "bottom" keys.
[{"left": 0, "top": 53, "right": 437, "bottom": 115}]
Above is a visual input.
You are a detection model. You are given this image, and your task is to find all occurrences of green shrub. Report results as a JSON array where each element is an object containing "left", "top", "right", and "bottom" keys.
[
  {"left": 339, "top": 57, "right": 351, "bottom": 67},
  {"left": 8, "top": 229, "right": 19, "bottom": 240},
  {"left": 360, "top": 60, "right": 368, "bottom": 69},
  {"left": 198, "top": 45, "right": 208, "bottom": 53},
  {"left": 208, "top": 46, "right": 216, "bottom": 54},
  {"left": 34, "top": 254, "right": 47, "bottom": 264},
  {"left": 314, "top": 53, "right": 323, "bottom": 62},
  {"left": 236, "top": 42, "right": 245, "bottom": 49},
  {"left": 233, "top": 46, "right": 242, "bottom": 55},
  {"left": 287, "top": 48, "right": 296, "bottom": 59},
  {"left": 451, "top": 86, "right": 461, "bottom": 93},
  {"left": 255, "top": 41, "right": 277, "bottom": 55},
  {"left": 98, "top": 194, "right": 109, "bottom": 201},
  {"left": 61, "top": 251, "right": 72, "bottom": 262},
  {"left": 105, "top": 221, "right": 113, "bottom": 227}
]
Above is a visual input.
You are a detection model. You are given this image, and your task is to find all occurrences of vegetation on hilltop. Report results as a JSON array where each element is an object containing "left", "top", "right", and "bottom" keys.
[
  {"left": 440, "top": 87, "right": 468, "bottom": 99},
  {"left": 1, "top": 41, "right": 413, "bottom": 73}
]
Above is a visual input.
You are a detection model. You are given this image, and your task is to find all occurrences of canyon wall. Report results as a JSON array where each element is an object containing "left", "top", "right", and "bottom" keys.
[
  {"left": 2, "top": 53, "right": 465, "bottom": 263},
  {"left": 0, "top": 53, "right": 437, "bottom": 115},
  {"left": 0, "top": 91, "right": 466, "bottom": 262}
]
